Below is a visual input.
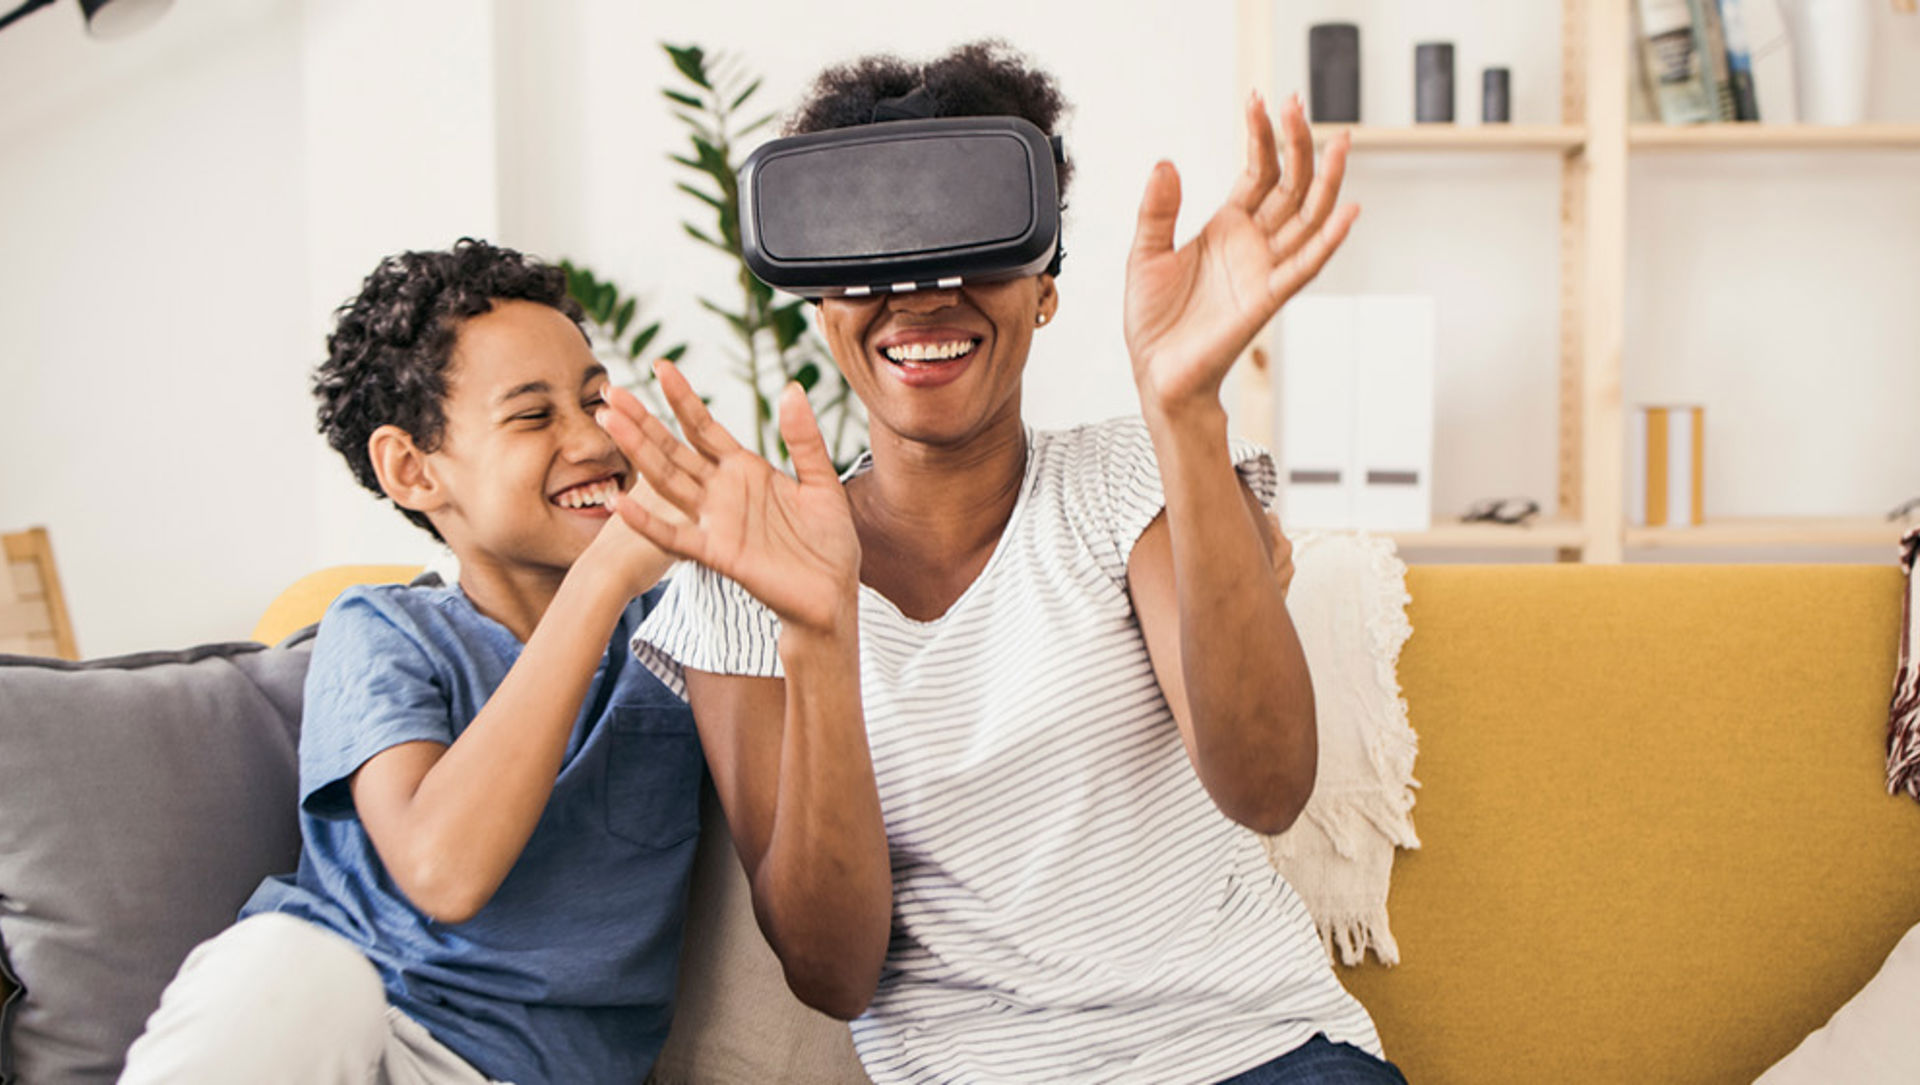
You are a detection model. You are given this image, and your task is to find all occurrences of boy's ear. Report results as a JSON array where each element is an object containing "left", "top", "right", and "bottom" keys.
[{"left": 367, "top": 425, "right": 446, "bottom": 517}]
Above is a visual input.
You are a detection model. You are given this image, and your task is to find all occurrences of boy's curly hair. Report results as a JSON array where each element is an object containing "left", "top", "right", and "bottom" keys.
[
  {"left": 312, "top": 238, "right": 586, "bottom": 541},
  {"left": 785, "top": 39, "right": 1074, "bottom": 207}
]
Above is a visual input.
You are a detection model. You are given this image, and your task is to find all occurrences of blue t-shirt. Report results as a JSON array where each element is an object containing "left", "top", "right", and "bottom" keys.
[{"left": 242, "top": 581, "right": 701, "bottom": 1085}]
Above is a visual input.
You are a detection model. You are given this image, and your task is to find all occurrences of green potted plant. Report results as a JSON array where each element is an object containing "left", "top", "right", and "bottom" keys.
[{"left": 662, "top": 42, "right": 866, "bottom": 470}]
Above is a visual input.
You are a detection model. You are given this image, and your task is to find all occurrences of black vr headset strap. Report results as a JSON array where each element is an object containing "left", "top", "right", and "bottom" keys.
[{"left": 872, "top": 85, "right": 938, "bottom": 122}]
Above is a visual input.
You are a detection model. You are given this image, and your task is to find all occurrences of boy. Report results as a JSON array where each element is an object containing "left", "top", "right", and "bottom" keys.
[{"left": 119, "top": 239, "right": 695, "bottom": 1085}]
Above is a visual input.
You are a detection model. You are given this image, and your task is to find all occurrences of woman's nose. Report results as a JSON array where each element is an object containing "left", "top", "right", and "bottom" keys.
[{"left": 885, "top": 287, "right": 961, "bottom": 314}]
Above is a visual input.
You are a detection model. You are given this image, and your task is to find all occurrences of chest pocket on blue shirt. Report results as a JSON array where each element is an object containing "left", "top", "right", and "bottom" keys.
[{"left": 604, "top": 698, "right": 701, "bottom": 849}]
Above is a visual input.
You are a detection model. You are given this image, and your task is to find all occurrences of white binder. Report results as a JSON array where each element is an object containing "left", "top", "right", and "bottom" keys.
[{"left": 1278, "top": 295, "right": 1435, "bottom": 532}]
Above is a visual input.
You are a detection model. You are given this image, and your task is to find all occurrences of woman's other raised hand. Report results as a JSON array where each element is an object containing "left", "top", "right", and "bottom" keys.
[{"left": 1123, "top": 91, "right": 1359, "bottom": 418}]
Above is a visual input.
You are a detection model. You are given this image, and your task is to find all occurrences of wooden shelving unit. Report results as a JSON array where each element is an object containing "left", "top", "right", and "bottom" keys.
[
  {"left": 1391, "top": 519, "right": 1590, "bottom": 551},
  {"left": 1234, "top": 0, "right": 1918, "bottom": 563},
  {"left": 1627, "top": 517, "right": 1913, "bottom": 550},
  {"left": 1310, "top": 124, "right": 1588, "bottom": 153},
  {"left": 1630, "top": 123, "right": 1920, "bottom": 149}
]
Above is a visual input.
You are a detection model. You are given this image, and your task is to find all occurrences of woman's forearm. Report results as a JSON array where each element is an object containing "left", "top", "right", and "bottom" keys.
[
  {"left": 1145, "top": 401, "right": 1317, "bottom": 834},
  {"left": 752, "top": 618, "right": 893, "bottom": 1019}
]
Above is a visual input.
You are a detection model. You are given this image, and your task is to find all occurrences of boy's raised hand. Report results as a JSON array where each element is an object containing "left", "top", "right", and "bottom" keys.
[{"left": 598, "top": 362, "right": 861, "bottom": 637}]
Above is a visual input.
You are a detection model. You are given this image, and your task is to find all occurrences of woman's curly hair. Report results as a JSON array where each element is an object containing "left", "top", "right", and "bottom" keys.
[
  {"left": 785, "top": 39, "right": 1074, "bottom": 204},
  {"left": 312, "top": 238, "right": 586, "bottom": 540}
]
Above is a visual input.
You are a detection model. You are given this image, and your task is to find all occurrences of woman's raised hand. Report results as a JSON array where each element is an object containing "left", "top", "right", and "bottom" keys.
[
  {"left": 1123, "top": 92, "right": 1359, "bottom": 416},
  {"left": 598, "top": 362, "right": 861, "bottom": 636}
]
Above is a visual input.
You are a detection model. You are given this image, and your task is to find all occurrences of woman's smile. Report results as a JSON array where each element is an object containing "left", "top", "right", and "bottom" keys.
[{"left": 871, "top": 322, "right": 988, "bottom": 389}]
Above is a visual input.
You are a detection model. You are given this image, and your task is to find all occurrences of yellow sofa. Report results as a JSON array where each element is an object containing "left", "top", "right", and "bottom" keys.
[{"left": 218, "top": 563, "right": 1920, "bottom": 1082}]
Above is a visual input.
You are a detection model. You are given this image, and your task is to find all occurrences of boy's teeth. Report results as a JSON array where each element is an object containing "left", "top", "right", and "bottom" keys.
[
  {"left": 883, "top": 339, "right": 975, "bottom": 363},
  {"left": 557, "top": 481, "right": 617, "bottom": 508}
]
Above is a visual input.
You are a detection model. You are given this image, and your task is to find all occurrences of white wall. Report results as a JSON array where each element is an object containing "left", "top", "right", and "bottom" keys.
[
  {"left": 0, "top": 0, "right": 312, "bottom": 657},
  {"left": 1, "top": 0, "right": 1916, "bottom": 655}
]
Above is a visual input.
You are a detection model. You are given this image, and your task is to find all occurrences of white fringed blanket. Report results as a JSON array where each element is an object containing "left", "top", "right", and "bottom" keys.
[
  {"left": 1262, "top": 532, "right": 1421, "bottom": 966},
  {"left": 1888, "top": 526, "right": 1920, "bottom": 802}
]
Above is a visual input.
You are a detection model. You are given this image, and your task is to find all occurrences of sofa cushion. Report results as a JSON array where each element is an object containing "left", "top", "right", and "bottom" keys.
[
  {"left": 647, "top": 787, "right": 869, "bottom": 1084},
  {"left": 0, "top": 639, "right": 309, "bottom": 1085},
  {"left": 1754, "top": 921, "right": 1920, "bottom": 1085}
]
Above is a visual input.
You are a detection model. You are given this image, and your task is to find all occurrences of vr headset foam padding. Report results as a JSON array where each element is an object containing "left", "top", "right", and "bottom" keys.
[{"left": 739, "top": 116, "right": 1062, "bottom": 299}]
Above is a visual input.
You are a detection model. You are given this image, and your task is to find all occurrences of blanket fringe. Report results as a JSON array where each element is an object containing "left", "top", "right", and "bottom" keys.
[
  {"left": 1263, "top": 532, "right": 1420, "bottom": 968},
  {"left": 1889, "top": 527, "right": 1920, "bottom": 802}
]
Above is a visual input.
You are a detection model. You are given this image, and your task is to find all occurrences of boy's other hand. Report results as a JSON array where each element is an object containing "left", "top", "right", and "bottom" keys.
[
  {"left": 579, "top": 441, "right": 681, "bottom": 600},
  {"left": 599, "top": 362, "right": 861, "bottom": 637}
]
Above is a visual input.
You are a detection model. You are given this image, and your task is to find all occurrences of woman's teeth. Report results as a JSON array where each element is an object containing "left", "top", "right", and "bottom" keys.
[
  {"left": 554, "top": 480, "right": 619, "bottom": 509},
  {"left": 882, "top": 339, "right": 977, "bottom": 363}
]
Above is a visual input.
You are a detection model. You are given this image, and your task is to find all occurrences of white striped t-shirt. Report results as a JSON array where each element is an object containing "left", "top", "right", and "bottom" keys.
[{"left": 632, "top": 416, "right": 1381, "bottom": 1085}]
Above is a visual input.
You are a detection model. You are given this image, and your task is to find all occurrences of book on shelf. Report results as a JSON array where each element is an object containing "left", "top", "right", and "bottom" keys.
[
  {"left": 1716, "top": 0, "right": 1762, "bottom": 121},
  {"left": 1635, "top": 0, "right": 1717, "bottom": 123},
  {"left": 1629, "top": 405, "right": 1705, "bottom": 528},
  {"left": 1690, "top": 0, "right": 1740, "bottom": 121}
]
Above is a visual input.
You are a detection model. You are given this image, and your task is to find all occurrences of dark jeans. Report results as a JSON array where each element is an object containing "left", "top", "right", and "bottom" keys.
[{"left": 1215, "top": 1034, "right": 1410, "bottom": 1085}]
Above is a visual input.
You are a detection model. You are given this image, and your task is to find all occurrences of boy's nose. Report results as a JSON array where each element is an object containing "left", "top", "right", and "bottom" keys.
[{"left": 565, "top": 406, "right": 622, "bottom": 462}]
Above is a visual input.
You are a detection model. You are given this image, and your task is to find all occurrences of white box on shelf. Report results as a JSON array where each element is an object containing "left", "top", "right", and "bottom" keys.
[
  {"left": 1351, "top": 296, "right": 1436, "bottom": 532},
  {"left": 1278, "top": 296, "right": 1357, "bottom": 529},
  {"left": 1277, "top": 295, "right": 1436, "bottom": 532}
]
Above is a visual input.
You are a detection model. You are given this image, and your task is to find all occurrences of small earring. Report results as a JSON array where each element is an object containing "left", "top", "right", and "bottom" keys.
[{"left": 1036, "top": 313, "right": 1049, "bottom": 326}]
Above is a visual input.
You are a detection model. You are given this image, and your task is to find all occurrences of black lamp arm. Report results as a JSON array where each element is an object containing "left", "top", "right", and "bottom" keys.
[{"left": 0, "top": 0, "right": 59, "bottom": 32}]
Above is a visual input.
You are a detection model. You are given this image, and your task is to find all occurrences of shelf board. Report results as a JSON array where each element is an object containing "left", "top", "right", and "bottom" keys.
[
  {"left": 1629, "top": 123, "right": 1920, "bottom": 150},
  {"left": 1626, "top": 517, "right": 1916, "bottom": 550},
  {"left": 1388, "top": 518, "right": 1589, "bottom": 550},
  {"left": 1311, "top": 125, "right": 1587, "bottom": 153}
]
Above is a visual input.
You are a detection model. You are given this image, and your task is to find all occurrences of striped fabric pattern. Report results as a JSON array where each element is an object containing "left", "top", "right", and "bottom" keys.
[{"left": 633, "top": 417, "right": 1380, "bottom": 1084}]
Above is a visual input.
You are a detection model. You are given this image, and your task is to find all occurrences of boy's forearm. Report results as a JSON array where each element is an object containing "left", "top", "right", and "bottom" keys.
[
  {"left": 1145, "top": 404, "right": 1317, "bottom": 832},
  {"left": 751, "top": 617, "right": 892, "bottom": 1019},
  {"left": 365, "top": 558, "right": 637, "bottom": 922}
]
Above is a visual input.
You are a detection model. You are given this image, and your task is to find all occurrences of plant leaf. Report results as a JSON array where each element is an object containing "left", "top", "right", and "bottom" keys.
[
  {"left": 593, "top": 282, "right": 617, "bottom": 325},
  {"left": 794, "top": 362, "right": 820, "bottom": 391},
  {"left": 674, "top": 182, "right": 725, "bottom": 212},
  {"left": 671, "top": 111, "right": 721, "bottom": 144},
  {"left": 663, "top": 44, "right": 710, "bottom": 89},
  {"left": 630, "top": 322, "right": 660, "bottom": 359},
  {"left": 690, "top": 136, "right": 728, "bottom": 175},
  {"left": 771, "top": 301, "right": 808, "bottom": 352},
  {"left": 682, "top": 222, "right": 733, "bottom": 254},
  {"left": 699, "top": 297, "right": 751, "bottom": 336},
  {"left": 729, "top": 77, "right": 763, "bottom": 112},
  {"left": 662, "top": 88, "right": 703, "bottom": 109},
  {"left": 737, "top": 111, "right": 779, "bottom": 138},
  {"left": 613, "top": 297, "right": 637, "bottom": 338},
  {"left": 663, "top": 344, "right": 689, "bottom": 362}
]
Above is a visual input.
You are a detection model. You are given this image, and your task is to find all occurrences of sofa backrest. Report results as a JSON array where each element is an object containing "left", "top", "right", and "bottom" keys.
[
  {"left": 5, "top": 564, "right": 1912, "bottom": 1085},
  {"left": 1343, "top": 564, "right": 1920, "bottom": 1084}
]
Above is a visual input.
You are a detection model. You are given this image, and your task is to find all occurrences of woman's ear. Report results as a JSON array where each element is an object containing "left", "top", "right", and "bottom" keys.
[
  {"left": 368, "top": 425, "right": 445, "bottom": 518},
  {"left": 1036, "top": 275, "right": 1060, "bottom": 326}
]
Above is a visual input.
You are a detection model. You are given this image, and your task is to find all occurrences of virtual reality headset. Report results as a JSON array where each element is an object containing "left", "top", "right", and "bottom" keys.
[{"left": 738, "top": 115, "right": 1065, "bottom": 299}]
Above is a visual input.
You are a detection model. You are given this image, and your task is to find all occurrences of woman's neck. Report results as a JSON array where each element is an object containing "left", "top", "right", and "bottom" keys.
[{"left": 849, "top": 416, "right": 1028, "bottom": 621}]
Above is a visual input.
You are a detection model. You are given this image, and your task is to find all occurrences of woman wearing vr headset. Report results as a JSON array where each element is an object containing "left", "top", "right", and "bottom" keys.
[{"left": 599, "top": 41, "right": 1402, "bottom": 1085}]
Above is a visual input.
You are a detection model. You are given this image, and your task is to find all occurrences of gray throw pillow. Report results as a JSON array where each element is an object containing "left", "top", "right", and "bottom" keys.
[{"left": 0, "top": 638, "right": 311, "bottom": 1085}]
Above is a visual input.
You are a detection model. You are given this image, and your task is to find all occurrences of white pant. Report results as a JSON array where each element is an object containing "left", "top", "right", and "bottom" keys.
[{"left": 119, "top": 913, "right": 502, "bottom": 1085}]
